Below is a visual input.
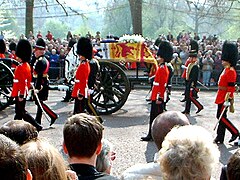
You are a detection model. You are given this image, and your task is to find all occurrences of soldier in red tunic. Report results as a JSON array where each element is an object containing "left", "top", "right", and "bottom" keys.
[
  {"left": 11, "top": 39, "right": 42, "bottom": 131},
  {"left": 141, "top": 41, "right": 173, "bottom": 141},
  {"left": 214, "top": 41, "right": 239, "bottom": 144}
]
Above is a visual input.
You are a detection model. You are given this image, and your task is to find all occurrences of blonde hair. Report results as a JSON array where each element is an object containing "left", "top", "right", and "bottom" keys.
[
  {"left": 159, "top": 125, "right": 220, "bottom": 180},
  {"left": 21, "top": 139, "right": 68, "bottom": 180}
]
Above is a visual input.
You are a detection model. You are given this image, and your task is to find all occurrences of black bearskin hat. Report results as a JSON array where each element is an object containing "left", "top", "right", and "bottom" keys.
[
  {"left": 16, "top": 39, "right": 32, "bottom": 62},
  {"left": 189, "top": 40, "right": 199, "bottom": 57},
  {"left": 156, "top": 41, "right": 173, "bottom": 63},
  {"left": 9, "top": 42, "right": 16, "bottom": 51},
  {"left": 221, "top": 41, "right": 238, "bottom": 67},
  {"left": 0, "top": 39, "right": 6, "bottom": 54},
  {"left": 77, "top": 37, "right": 92, "bottom": 60},
  {"left": 35, "top": 38, "right": 46, "bottom": 49}
]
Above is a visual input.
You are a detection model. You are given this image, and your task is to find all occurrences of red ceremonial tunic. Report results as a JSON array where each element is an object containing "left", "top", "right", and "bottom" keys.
[
  {"left": 11, "top": 62, "right": 32, "bottom": 97},
  {"left": 72, "top": 60, "right": 90, "bottom": 98},
  {"left": 181, "top": 58, "right": 192, "bottom": 79},
  {"left": 0, "top": 53, "right": 5, "bottom": 58},
  {"left": 151, "top": 63, "right": 169, "bottom": 101},
  {"left": 215, "top": 67, "right": 237, "bottom": 104},
  {"left": 9, "top": 54, "right": 17, "bottom": 68}
]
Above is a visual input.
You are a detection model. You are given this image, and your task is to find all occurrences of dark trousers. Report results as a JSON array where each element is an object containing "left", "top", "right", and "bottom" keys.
[
  {"left": 35, "top": 98, "right": 58, "bottom": 124},
  {"left": 73, "top": 97, "right": 102, "bottom": 123},
  {"left": 14, "top": 98, "right": 41, "bottom": 128},
  {"left": 147, "top": 100, "right": 164, "bottom": 136},
  {"left": 184, "top": 86, "right": 203, "bottom": 113},
  {"left": 216, "top": 103, "right": 239, "bottom": 142}
]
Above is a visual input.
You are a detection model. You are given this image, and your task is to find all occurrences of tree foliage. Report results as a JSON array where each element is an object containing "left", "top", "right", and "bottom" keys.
[
  {"left": 102, "top": 0, "right": 131, "bottom": 37},
  {"left": 42, "top": 19, "right": 68, "bottom": 39}
]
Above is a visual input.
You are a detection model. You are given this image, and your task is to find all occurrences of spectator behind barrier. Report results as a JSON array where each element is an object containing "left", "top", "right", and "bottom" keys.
[
  {"left": 0, "top": 134, "right": 32, "bottom": 180},
  {"left": 21, "top": 138, "right": 70, "bottom": 180},
  {"left": 121, "top": 111, "right": 190, "bottom": 179},
  {"left": 0, "top": 120, "right": 38, "bottom": 145},
  {"left": 63, "top": 113, "right": 118, "bottom": 179},
  {"left": 220, "top": 148, "right": 240, "bottom": 180},
  {"left": 159, "top": 125, "right": 220, "bottom": 180},
  {"left": 96, "top": 139, "right": 116, "bottom": 174}
]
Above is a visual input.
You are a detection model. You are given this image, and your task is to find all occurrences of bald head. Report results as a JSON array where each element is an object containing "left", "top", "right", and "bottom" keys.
[{"left": 151, "top": 111, "right": 190, "bottom": 150}]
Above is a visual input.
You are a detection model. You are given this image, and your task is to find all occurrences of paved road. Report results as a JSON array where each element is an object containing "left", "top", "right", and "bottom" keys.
[{"left": 0, "top": 89, "right": 239, "bottom": 179}]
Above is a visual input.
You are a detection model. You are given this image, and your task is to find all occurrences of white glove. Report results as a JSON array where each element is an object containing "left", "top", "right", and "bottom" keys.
[
  {"left": 181, "top": 65, "right": 187, "bottom": 69},
  {"left": 224, "top": 100, "right": 230, "bottom": 107},
  {"left": 34, "top": 89, "right": 39, "bottom": 94}
]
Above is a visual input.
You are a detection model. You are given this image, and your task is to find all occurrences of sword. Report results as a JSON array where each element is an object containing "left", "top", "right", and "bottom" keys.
[
  {"left": 31, "top": 83, "right": 51, "bottom": 123},
  {"left": 197, "top": 81, "right": 210, "bottom": 90},
  {"left": 213, "top": 105, "right": 228, "bottom": 130}
]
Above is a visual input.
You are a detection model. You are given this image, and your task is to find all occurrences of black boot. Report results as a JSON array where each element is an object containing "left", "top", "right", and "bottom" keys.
[
  {"left": 141, "top": 134, "right": 153, "bottom": 141},
  {"left": 23, "top": 113, "right": 43, "bottom": 132},
  {"left": 50, "top": 115, "right": 59, "bottom": 126},
  {"left": 229, "top": 133, "right": 239, "bottom": 143}
]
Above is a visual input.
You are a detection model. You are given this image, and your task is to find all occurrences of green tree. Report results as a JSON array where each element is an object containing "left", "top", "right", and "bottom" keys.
[
  {"left": 102, "top": 0, "right": 131, "bottom": 37},
  {"left": 0, "top": 10, "right": 16, "bottom": 38},
  {"left": 42, "top": 19, "right": 68, "bottom": 39}
]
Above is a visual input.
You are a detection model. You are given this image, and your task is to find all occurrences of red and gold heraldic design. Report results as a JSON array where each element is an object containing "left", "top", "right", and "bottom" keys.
[{"left": 109, "top": 42, "right": 156, "bottom": 64}]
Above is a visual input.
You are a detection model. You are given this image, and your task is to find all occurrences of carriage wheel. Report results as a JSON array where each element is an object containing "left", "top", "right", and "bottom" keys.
[
  {"left": 0, "top": 61, "right": 14, "bottom": 111},
  {"left": 92, "top": 61, "right": 131, "bottom": 115}
]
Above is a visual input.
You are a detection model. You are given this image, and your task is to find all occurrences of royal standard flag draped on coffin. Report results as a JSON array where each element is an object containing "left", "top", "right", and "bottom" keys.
[{"left": 108, "top": 42, "right": 156, "bottom": 64}]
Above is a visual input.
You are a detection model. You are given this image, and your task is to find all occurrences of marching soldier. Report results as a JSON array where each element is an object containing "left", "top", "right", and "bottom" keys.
[
  {"left": 141, "top": 41, "right": 173, "bottom": 141},
  {"left": 182, "top": 40, "right": 203, "bottom": 114},
  {"left": 72, "top": 37, "right": 102, "bottom": 123},
  {"left": 11, "top": 39, "right": 42, "bottom": 131},
  {"left": 33, "top": 38, "right": 58, "bottom": 126},
  {"left": 214, "top": 41, "right": 239, "bottom": 144}
]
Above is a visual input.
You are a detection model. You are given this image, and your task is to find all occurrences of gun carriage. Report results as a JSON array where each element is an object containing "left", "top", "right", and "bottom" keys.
[
  {"left": 0, "top": 58, "right": 19, "bottom": 111},
  {"left": 0, "top": 37, "right": 157, "bottom": 115}
]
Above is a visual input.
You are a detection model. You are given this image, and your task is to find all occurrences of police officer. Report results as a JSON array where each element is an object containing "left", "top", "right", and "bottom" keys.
[
  {"left": 214, "top": 41, "right": 239, "bottom": 144},
  {"left": 141, "top": 41, "right": 173, "bottom": 141},
  {"left": 33, "top": 38, "right": 58, "bottom": 126},
  {"left": 182, "top": 40, "right": 203, "bottom": 114},
  {"left": 11, "top": 39, "right": 42, "bottom": 131}
]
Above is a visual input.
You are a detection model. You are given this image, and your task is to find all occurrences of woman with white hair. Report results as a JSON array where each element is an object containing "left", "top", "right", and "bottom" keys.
[{"left": 159, "top": 125, "right": 220, "bottom": 180}]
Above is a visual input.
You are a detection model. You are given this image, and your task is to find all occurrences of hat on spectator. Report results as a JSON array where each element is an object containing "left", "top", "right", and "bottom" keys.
[
  {"left": 77, "top": 37, "right": 92, "bottom": 60},
  {"left": 0, "top": 39, "right": 6, "bottom": 54},
  {"left": 189, "top": 40, "right": 199, "bottom": 57},
  {"left": 157, "top": 40, "right": 173, "bottom": 63},
  {"left": 35, "top": 38, "right": 46, "bottom": 50},
  {"left": 9, "top": 42, "right": 16, "bottom": 51},
  {"left": 221, "top": 41, "right": 238, "bottom": 67},
  {"left": 16, "top": 39, "right": 32, "bottom": 62}
]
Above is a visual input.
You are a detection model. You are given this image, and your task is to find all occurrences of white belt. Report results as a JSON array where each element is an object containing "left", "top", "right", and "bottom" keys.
[
  {"left": 13, "top": 79, "right": 19, "bottom": 83},
  {"left": 13, "top": 79, "right": 28, "bottom": 83},
  {"left": 153, "top": 81, "right": 159, "bottom": 86}
]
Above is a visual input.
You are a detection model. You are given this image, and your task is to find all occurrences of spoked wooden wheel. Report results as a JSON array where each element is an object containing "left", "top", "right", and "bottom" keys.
[
  {"left": 0, "top": 59, "right": 14, "bottom": 111},
  {"left": 92, "top": 61, "right": 130, "bottom": 115}
]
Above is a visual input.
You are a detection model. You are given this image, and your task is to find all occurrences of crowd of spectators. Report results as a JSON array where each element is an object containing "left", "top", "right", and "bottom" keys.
[
  {"left": 1, "top": 111, "right": 237, "bottom": 179},
  {"left": 1, "top": 29, "right": 240, "bottom": 85},
  {"left": 153, "top": 31, "right": 240, "bottom": 86}
]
